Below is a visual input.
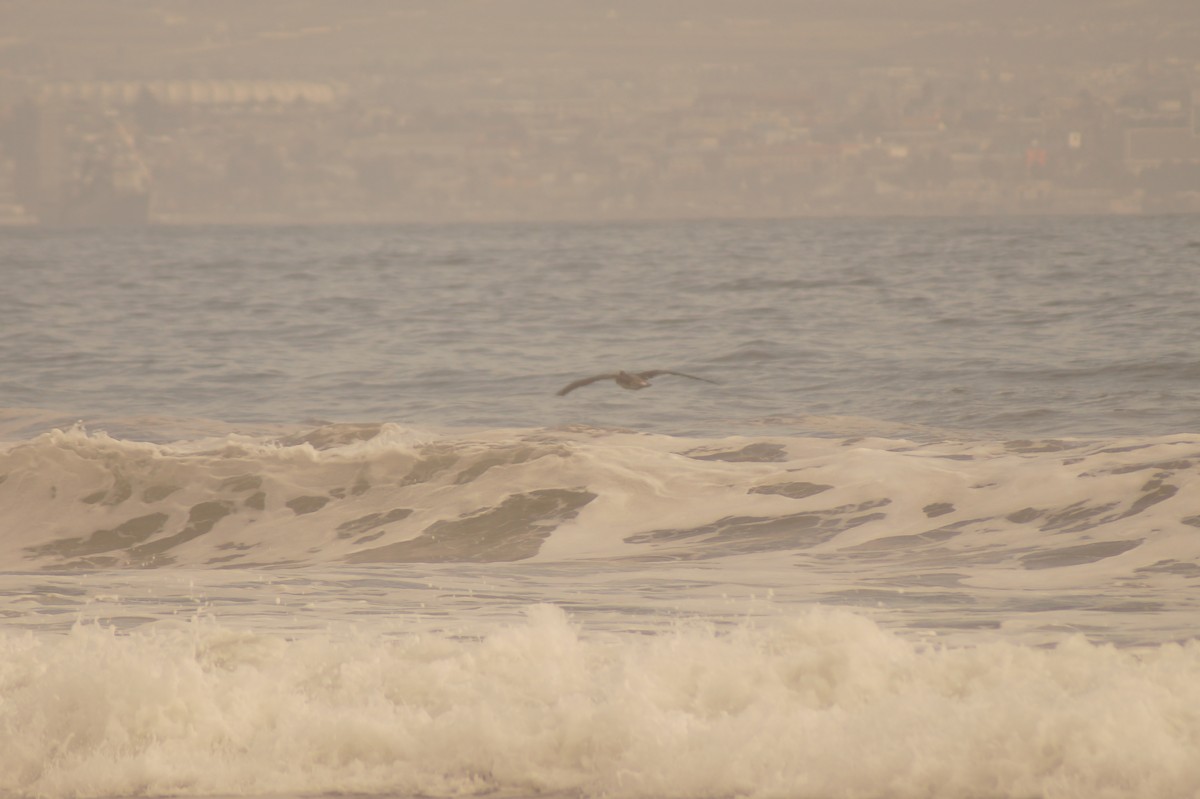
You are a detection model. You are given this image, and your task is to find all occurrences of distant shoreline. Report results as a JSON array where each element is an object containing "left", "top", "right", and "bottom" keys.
[{"left": 5, "top": 206, "right": 1198, "bottom": 230}]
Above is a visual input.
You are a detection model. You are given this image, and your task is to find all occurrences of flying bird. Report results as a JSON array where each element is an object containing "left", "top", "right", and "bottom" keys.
[{"left": 556, "top": 369, "right": 718, "bottom": 396}]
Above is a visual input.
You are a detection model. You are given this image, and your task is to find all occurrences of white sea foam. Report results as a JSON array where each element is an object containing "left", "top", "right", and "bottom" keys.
[
  {"left": 3, "top": 422, "right": 1198, "bottom": 579},
  {"left": 3, "top": 606, "right": 1200, "bottom": 799}
]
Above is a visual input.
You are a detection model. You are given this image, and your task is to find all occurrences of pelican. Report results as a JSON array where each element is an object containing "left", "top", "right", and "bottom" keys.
[{"left": 556, "top": 369, "right": 718, "bottom": 396}]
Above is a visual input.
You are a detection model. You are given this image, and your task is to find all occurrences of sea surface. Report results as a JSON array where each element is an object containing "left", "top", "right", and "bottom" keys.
[{"left": 2, "top": 215, "right": 1200, "bottom": 798}]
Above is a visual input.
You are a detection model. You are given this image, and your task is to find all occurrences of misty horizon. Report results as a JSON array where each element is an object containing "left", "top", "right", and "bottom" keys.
[{"left": 1, "top": 0, "right": 1198, "bottom": 224}]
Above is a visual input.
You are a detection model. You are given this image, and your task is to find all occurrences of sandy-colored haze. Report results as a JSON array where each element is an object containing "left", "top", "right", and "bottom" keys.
[{"left": 1, "top": 0, "right": 1197, "bottom": 224}]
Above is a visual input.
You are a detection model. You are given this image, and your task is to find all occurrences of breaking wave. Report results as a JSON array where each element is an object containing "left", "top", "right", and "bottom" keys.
[
  {"left": 2, "top": 420, "right": 1198, "bottom": 580},
  {"left": 5, "top": 418, "right": 1200, "bottom": 798},
  {"left": 3, "top": 606, "right": 1200, "bottom": 799}
]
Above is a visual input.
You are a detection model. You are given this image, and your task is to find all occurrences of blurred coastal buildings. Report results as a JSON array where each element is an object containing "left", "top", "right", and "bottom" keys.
[{"left": 0, "top": 1, "right": 1197, "bottom": 225}]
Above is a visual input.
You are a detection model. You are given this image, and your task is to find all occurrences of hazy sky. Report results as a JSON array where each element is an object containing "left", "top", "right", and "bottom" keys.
[
  {"left": 4, "top": 0, "right": 1198, "bottom": 223},
  {"left": 5, "top": 0, "right": 1199, "bottom": 82}
]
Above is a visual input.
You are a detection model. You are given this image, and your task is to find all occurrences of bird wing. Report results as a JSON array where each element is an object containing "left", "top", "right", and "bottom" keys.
[
  {"left": 635, "top": 370, "right": 719, "bottom": 384},
  {"left": 556, "top": 373, "right": 618, "bottom": 396}
]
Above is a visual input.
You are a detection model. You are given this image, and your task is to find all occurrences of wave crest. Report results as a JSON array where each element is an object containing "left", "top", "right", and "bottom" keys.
[{"left": 2, "top": 422, "right": 1199, "bottom": 577}]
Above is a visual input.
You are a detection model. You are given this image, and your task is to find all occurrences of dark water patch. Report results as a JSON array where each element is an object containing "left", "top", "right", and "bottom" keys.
[
  {"left": 1007, "top": 507, "right": 1042, "bottom": 524},
  {"left": 1122, "top": 483, "right": 1177, "bottom": 517},
  {"left": 1135, "top": 559, "right": 1200, "bottom": 575},
  {"left": 1098, "top": 443, "right": 1160, "bottom": 454},
  {"left": 22, "top": 583, "right": 88, "bottom": 599},
  {"left": 749, "top": 481, "right": 832, "bottom": 499},
  {"left": 630, "top": 513, "right": 824, "bottom": 548},
  {"left": 1039, "top": 500, "right": 1121, "bottom": 532},
  {"left": 26, "top": 513, "right": 170, "bottom": 560},
  {"left": 1110, "top": 459, "right": 1194, "bottom": 475},
  {"left": 1005, "top": 440, "right": 1077, "bottom": 454},
  {"left": 1006, "top": 596, "right": 1087, "bottom": 612},
  {"left": 142, "top": 484, "right": 181, "bottom": 502},
  {"left": 348, "top": 489, "right": 596, "bottom": 563},
  {"left": 914, "top": 618, "right": 1002, "bottom": 631},
  {"left": 244, "top": 491, "right": 266, "bottom": 510},
  {"left": 687, "top": 442, "right": 788, "bottom": 463},
  {"left": 824, "top": 588, "right": 976, "bottom": 608},
  {"left": 53, "top": 555, "right": 122, "bottom": 570},
  {"left": 130, "top": 500, "right": 236, "bottom": 564},
  {"left": 89, "top": 615, "right": 158, "bottom": 631},
  {"left": 216, "top": 542, "right": 255, "bottom": 551},
  {"left": 105, "top": 472, "right": 134, "bottom": 503},
  {"left": 845, "top": 518, "right": 985, "bottom": 554},
  {"left": 923, "top": 502, "right": 955, "bottom": 518},
  {"left": 890, "top": 572, "right": 966, "bottom": 588},
  {"left": 337, "top": 508, "right": 414, "bottom": 539},
  {"left": 220, "top": 474, "right": 263, "bottom": 493},
  {"left": 1095, "top": 601, "right": 1166, "bottom": 613},
  {"left": 846, "top": 525, "right": 963, "bottom": 553},
  {"left": 1020, "top": 539, "right": 1142, "bottom": 570},
  {"left": 627, "top": 498, "right": 890, "bottom": 558},
  {"left": 287, "top": 495, "right": 331, "bottom": 515}
]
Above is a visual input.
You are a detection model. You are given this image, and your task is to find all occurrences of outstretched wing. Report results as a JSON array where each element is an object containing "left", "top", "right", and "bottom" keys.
[
  {"left": 556, "top": 373, "right": 618, "bottom": 396},
  {"left": 635, "top": 370, "right": 719, "bottom": 384}
]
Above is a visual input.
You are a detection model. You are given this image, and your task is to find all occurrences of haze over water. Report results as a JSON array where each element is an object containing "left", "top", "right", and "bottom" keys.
[{"left": 4, "top": 3, "right": 1200, "bottom": 798}]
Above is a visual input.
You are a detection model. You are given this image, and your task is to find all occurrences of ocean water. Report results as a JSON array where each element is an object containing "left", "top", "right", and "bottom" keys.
[{"left": 2, "top": 215, "right": 1200, "bottom": 799}]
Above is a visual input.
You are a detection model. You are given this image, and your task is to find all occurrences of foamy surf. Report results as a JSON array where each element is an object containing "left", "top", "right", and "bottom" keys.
[
  {"left": 3, "top": 417, "right": 1200, "bottom": 798},
  {"left": 3, "top": 606, "right": 1200, "bottom": 799},
  {"left": 3, "top": 421, "right": 1197, "bottom": 579}
]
